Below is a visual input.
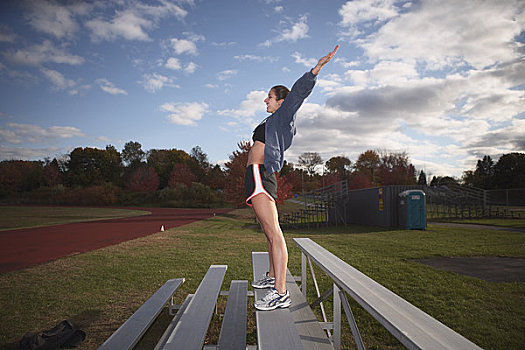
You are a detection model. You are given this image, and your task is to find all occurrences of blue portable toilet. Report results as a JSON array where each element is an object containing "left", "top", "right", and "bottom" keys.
[{"left": 398, "top": 190, "right": 426, "bottom": 230}]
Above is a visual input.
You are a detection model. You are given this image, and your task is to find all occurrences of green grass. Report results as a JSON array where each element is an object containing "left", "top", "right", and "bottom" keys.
[
  {"left": 0, "top": 206, "right": 150, "bottom": 231},
  {"left": 442, "top": 218, "right": 525, "bottom": 229},
  {"left": 0, "top": 208, "right": 523, "bottom": 349}
]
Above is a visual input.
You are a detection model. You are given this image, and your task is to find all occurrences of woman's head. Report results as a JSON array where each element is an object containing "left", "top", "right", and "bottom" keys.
[{"left": 265, "top": 85, "right": 289, "bottom": 113}]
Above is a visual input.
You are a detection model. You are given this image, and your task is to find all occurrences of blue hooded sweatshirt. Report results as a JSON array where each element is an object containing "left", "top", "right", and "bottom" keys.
[{"left": 263, "top": 70, "right": 317, "bottom": 174}]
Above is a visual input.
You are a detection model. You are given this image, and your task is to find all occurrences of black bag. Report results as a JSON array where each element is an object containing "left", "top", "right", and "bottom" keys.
[{"left": 19, "top": 319, "right": 86, "bottom": 350}]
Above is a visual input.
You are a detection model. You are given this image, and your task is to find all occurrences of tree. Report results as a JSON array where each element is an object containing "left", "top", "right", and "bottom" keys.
[
  {"left": 169, "top": 163, "right": 196, "bottom": 187},
  {"left": 378, "top": 151, "right": 416, "bottom": 186},
  {"left": 322, "top": 173, "right": 341, "bottom": 187},
  {"left": 325, "top": 156, "right": 351, "bottom": 180},
  {"left": 298, "top": 152, "right": 323, "bottom": 176},
  {"left": 348, "top": 173, "right": 373, "bottom": 190},
  {"left": 417, "top": 170, "right": 427, "bottom": 185},
  {"left": 203, "top": 164, "right": 226, "bottom": 190},
  {"left": 102, "top": 145, "right": 122, "bottom": 185},
  {"left": 67, "top": 147, "right": 121, "bottom": 186},
  {"left": 43, "top": 158, "right": 63, "bottom": 187},
  {"left": 0, "top": 160, "right": 43, "bottom": 194},
  {"left": 126, "top": 166, "right": 159, "bottom": 192},
  {"left": 354, "top": 150, "right": 380, "bottom": 185},
  {"left": 223, "top": 141, "right": 251, "bottom": 207},
  {"left": 189, "top": 146, "right": 210, "bottom": 182},
  {"left": 279, "top": 160, "right": 293, "bottom": 176},
  {"left": 122, "top": 141, "right": 145, "bottom": 168},
  {"left": 462, "top": 170, "right": 475, "bottom": 187},
  {"left": 276, "top": 174, "right": 293, "bottom": 205},
  {"left": 492, "top": 153, "right": 525, "bottom": 189},
  {"left": 147, "top": 148, "right": 190, "bottom": 188},
  {"left": 473, "top": 155, "right": 494, "bottom": 189},
  {"left": 430, "top": 176, "right": 459, "bottom": 187},
  {"left": 281, "top": 169, "right": 301, "bottom": 194}
]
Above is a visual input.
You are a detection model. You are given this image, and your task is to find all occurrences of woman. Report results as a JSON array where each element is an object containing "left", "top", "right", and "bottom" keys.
[{"left": 246, "top": 45, "right": 339, "bottom": 311}]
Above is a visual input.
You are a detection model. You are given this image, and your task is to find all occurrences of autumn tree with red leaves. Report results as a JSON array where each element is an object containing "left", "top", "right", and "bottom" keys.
[
  {"left": 126, "top": 167, "right": 159, "bottom": 192},
  {"left": 223, "top": 141, "right": 251, "bottom": 207},
  {"left": 378, "top": 151, "right": 416, "bottom": 185},
  {"left": 168, "top": 163, "right": 196, "bottom": 187}
]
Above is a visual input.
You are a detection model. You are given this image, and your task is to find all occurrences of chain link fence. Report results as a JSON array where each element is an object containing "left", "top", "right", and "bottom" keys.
[{"left": 426, "top": 186, "right": 525, "bottom": 220}]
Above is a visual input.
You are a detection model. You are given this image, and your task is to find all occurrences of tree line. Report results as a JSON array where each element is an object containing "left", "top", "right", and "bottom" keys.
[{"left": 1, "top": 140, "right": 523, "bottom": 207}]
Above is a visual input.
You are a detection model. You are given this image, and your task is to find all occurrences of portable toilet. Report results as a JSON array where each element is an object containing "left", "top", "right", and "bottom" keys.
[{"left": 399, "top": 190, "right": 426, "bottom": 230}]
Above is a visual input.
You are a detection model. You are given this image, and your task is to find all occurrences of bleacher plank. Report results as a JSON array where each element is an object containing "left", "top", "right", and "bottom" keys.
[
  {"left": 252, "top": 252, "right": 304, "bottom": 350},
  {"left": 286, "top": 269, "right": 333, "bottom": 349},
  {"left": 217, "top": 280, "right": 248, "bottom": 350},
  {"left": 154, "top": 294, "right": 193, "bottom": 350},
  {"left": 293, "top": 238, "right": 483, "bottom": 350},
  {"left": 162, "top": 265, "right": 227, "bottom": 350},
  {"left": 99, "top": 278, "right": 184, "bottom": 350}
]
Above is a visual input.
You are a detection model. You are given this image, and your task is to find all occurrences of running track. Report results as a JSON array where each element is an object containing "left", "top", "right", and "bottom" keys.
[{"left": 0, "top": 207, "right": 231, "bottom": 274}]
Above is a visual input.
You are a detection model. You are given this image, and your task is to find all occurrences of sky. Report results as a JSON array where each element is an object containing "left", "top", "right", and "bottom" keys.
[{"left": 0, "top": 0, "right": 524, "bottom": 179}]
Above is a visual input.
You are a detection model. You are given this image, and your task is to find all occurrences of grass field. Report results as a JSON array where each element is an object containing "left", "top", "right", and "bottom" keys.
[
  {"left": 442, "top": 218, "right": 525, "bottom": 228},
  {"left": 0, "top": 207, "right": 524, "bottom": 349},
  {"left": 0, "top": 206, "right": 150, "bottom": 231}
]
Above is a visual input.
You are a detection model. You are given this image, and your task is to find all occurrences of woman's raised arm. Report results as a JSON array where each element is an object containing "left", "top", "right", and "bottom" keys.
[{"left": 311, "top": 45, "right": 339, "bottom": 75}]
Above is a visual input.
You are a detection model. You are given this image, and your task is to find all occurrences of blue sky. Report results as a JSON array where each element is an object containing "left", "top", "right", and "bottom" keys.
[{"left": 0, "top": 0, "right": 524, "bottom": 178}]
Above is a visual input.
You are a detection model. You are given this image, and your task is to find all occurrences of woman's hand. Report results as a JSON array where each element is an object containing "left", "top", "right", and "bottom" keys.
[{"left": 312, "top": 45, "right": 339, "bottom": 75}]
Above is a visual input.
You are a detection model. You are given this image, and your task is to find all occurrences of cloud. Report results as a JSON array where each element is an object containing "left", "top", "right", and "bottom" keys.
[
  {"left": 291, "top": 51, "right": 317, "bottom": 68},
  {"left": 136, "top": 0, "right": 188, "bottom": 20},
  {"left": 217, "top": 69, "right": 237, "bottom": 81},
  {"left": 25, "top": 1, "right": 92, "bottom": 39},
  {"left": 0, "top": 145, "right": 60, "bottom": 161},
  {"left": 41, "top": 68, "right": 76, "bottom": 91},
  {"left": 160, "top": 102, "right": 210, "bottom": 126},
  {"left": 234, "top": 54, "right": 279, "bottom": 63},
  {"left": 86, "top": 1, "right": 188, "bottom": 42},
  {"left": 86, "top": 9, "right": 153, "bottom": 41},
  {"left": 0, "top": 123, "right": 86, "bottom": 144},
  {"left": 339, "top": 0, "right": 399, "bottom": 30},
  {"left": 217, "top": 90, "right": 267, "bottom": 120},
  {"left": 211, "top": 41, "right": 236, "bottom": 47},
  {"left": 348, "top": 0, "right": 525, "bottom": 71},
  {"left": 261, "top": 15, "right": 309, "bottom": 47},
  {"left": 4, "top": 40, "right": 84, "bottom": 66},
  {"left": 311, "top": 0, "right": 525, "bottom": 176},
  {"left": 184, "top": 61, "right": 198, "bottom": 74},
  {"left": 170, "top": 38, "right": 198, "bottom": 55},
  {"left": 165, "top": 57, "right": 182, "bottom": 70},
  {"left": 141, "top": 73, "right": 179, "bottom": 92},
  {"left": 0, "top": 25, "right": 17, "bottom": 43},
  {"left": 96, "top": 78, "right": 127, "bottom": 95}
]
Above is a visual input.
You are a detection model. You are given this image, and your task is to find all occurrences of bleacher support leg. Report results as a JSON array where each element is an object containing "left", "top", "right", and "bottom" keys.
[
  {"left": 339, "top": 290, "right": 366, "bottom": 350},
  {"left": 333, "top": 284, "right": 341, "bottom": 350},
  {"left": 301, "top": 252, "right": 307, "bottom": 298}
]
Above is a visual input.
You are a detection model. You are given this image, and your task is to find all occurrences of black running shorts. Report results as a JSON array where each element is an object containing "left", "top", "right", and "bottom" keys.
[{"left": 244, "top": 164, "right": 277, "bottom": 206}]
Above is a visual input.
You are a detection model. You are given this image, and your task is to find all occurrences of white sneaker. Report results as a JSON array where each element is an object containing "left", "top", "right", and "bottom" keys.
[
  {"left": 251, "top": 272, "right": 275, "bottom": 289},
  {"left": 254, "top": 288, "right": 291, "bottom": 311}
]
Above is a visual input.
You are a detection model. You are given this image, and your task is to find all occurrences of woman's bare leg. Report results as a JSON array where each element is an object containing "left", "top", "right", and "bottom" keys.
[
  {"left": 254, "top": 214, "right": 275, "bottom": 278},
  {"left": 251, "top": 194, "right": 288, "bottom": 293}
]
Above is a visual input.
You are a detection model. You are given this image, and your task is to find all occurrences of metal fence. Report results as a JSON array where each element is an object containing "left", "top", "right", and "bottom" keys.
[
  {"left": 486, "top": 188, "right": 525, "bottom": 206},
  {"left": 280, "top": 183, "right": 525, "bottom": 228},
  {"left": 426, "top": 185, "right": 525, "bottom": 219}
]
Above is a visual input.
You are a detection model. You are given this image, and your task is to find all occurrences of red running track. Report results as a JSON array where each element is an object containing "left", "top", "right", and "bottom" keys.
[{"left": 0, "top": 207, "right": 231, "bottom": 274}]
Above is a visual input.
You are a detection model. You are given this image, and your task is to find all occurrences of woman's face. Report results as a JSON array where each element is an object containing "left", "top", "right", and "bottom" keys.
[{"left": 264, "top": 89, "right": 284, "bottom": 113}]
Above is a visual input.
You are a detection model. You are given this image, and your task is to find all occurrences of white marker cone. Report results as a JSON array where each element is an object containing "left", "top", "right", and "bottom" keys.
[{"left": 161, "top": 225, "right": 165, "bottom": 232}]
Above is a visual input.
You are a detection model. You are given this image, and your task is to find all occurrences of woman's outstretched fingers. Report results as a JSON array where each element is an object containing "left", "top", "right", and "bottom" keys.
[{"left": 312, "top": 44, "right": 339, "bottom": 75}]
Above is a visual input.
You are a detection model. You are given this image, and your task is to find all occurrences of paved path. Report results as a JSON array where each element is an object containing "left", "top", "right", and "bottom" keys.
[{"left": 0, "top": 207, "right": 231, "bottom": 274}]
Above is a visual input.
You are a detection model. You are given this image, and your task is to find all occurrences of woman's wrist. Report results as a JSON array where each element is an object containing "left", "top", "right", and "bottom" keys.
[{"left": 311, "top": 65, "right": 321, "bottom": 75}]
